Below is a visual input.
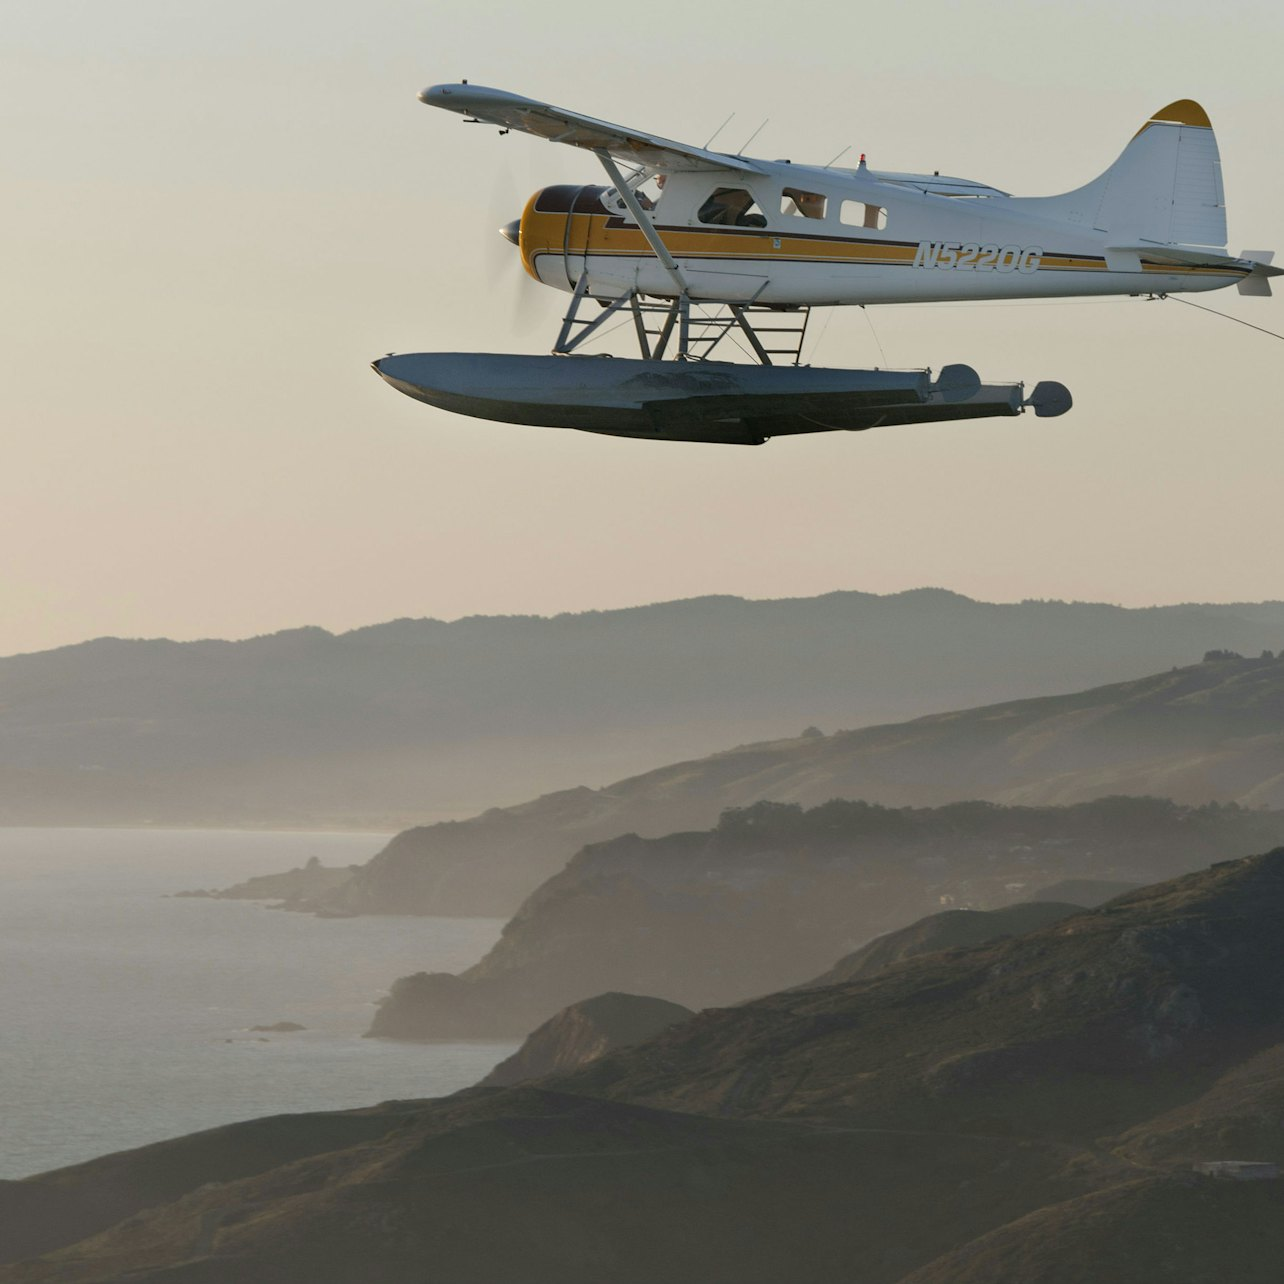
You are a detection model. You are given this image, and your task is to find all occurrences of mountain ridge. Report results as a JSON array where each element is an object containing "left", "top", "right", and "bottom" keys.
[
  {"left": 5, "top": 590, "right": 1284, "bottom": 828},
  {"left": 309, "top": 655, "right": 1284, "bottom": 917}
]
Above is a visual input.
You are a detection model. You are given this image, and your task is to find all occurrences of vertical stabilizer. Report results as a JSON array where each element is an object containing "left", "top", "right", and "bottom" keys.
[
  {"left": 1238, "top": 251, "right": 1279, "bottom": 296},
  {"left": 1016, "top": 100, "right": 1227, "bottom": 250}
]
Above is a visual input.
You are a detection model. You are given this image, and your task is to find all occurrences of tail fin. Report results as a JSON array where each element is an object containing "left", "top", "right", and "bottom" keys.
[
  {"left": 1018, "top": 100, "right": 1226, "bottom": 250},
  {"left": 1238, "top": 251, "right": 1281, "bottom": 297}
]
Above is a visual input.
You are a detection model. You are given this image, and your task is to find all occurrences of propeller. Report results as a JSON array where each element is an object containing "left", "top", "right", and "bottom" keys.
[{"left": 487, "top": 165, "right": 548, "bottom": 335}]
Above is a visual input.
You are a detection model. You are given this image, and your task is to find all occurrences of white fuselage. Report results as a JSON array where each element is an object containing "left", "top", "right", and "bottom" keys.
[{"left": 519, "top": 160, "right": 1245, "bottom": 306}]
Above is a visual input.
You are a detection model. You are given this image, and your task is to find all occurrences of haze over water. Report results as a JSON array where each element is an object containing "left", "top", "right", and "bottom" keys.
[{"left": 0, "top": 828, "right": 512, "bottom": 1179}]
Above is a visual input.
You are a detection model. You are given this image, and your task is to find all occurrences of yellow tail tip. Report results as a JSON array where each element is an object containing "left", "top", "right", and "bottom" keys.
[{"left": 1135, "top": 99, "right": 1212, "bottom": 137}]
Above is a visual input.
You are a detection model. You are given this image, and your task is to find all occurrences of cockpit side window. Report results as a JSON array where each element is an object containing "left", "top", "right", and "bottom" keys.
[
  {"left": 781, "top": 188, "right": 827, "bottom": 219},
  {"left": 698, "top": 187, "right": 767, "bottom": 228},
  {"left": 603, "top": 172, "right": 668, "bottom": 214},
  {"left": 635, "top": 173, "right": 668, "bottom": 211}
]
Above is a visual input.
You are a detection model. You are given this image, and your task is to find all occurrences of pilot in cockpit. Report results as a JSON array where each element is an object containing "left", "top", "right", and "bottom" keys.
[{"left": 636, "top": 172, "right": 667, "bottom": 211}]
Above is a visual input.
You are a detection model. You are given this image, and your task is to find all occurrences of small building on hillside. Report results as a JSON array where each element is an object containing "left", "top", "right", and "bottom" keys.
[{"left": 1193, "top": 1161, "right": 1280, "bottom": 1181}]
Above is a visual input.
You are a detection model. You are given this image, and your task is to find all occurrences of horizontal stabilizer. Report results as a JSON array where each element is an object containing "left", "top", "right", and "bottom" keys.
[
  {"left": 1107, "top": 244, "right": 1282, "bottom": 295},
  {"left": 1105, "top": 245, "right": 1251, "bottom": 272}
]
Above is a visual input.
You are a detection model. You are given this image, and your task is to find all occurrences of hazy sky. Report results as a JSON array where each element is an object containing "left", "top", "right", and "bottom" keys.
[{"left": 4, "top": 0, "right": 1282, "bottom": 656}]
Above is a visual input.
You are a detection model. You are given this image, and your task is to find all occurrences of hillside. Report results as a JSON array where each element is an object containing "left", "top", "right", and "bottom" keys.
[
  {"left": 301, "top": 652, "right": 1284, "bottom": 916},
  {"left": 6, "top": 850, "right": 1284, "bottom": 1283},
  {"left": 365, "top": 796, "right": 1284, "bottom": 1039},
  {"left": 479, "top": 993, "right": 695, "bottom": 1087},
  {"left": 565, "top": 847, "right": 1284, "bottom": 1133},
  {"left": 800, "top": 900, "right": 1086, "bottom": 988},
  {"left": 898, "top": 1177, "right": 1284, "bottom": 1284},
  {"left": 3, "top": 592, "right": 1283, "bottom": 828}
]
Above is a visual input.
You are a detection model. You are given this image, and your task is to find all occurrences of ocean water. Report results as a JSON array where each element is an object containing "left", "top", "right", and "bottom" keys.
[{"left": 0, "top": 828, "right": 515, "bottom": 1179}]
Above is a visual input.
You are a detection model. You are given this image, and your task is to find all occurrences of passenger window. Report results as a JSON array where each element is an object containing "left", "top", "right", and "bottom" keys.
[
  {"left": 840, "top": 201, "right": 888, "bottom": 230},
  {"left": 781, "top": 188, "right": 827, "bottom": 220},
  {"left": 698, "top": 187, "right": 768, "bottom": 228}
]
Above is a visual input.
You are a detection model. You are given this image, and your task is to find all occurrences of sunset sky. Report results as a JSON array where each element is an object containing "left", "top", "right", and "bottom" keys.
[{"left": 5, "top": 0, "right": 1282, "bottom": 656}]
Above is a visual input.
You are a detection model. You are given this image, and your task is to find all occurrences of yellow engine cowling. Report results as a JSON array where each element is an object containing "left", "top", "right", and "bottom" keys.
[{"left": 517, "top": 184, "right": 622, "bottom": 284}]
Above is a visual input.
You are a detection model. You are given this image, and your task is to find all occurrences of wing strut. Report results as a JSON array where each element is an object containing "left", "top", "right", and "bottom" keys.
[{"left": 594, "top": 150, "right": 689, "bottom": 299}]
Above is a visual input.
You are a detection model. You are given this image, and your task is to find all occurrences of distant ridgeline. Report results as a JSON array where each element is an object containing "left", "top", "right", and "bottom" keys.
[
  {"left": 1204, "top": 648, "right": 1279, "bottom": 661},
  {"left": 288, "top": 652, "right": 1284, "bottom": 919},
  {"left": 3, "top": 591, "right": 1284, "bottom": 828},
  {"left": 366, "top": 795, "right": 1284, "bottom": 1040}
]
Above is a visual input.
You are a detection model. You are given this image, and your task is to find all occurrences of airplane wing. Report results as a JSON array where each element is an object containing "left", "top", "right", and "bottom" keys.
[{"left": 419, "top": 83, "right": 765, "bottom": 175}]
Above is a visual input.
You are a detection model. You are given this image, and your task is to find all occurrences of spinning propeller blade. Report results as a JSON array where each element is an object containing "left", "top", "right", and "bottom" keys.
[{"left": 487, "top": 168, "right": 546, "bottom": 334}]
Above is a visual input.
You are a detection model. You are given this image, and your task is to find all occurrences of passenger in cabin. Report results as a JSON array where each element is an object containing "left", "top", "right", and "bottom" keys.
[
  {"left": 699, "top": 188, "right": 767, "bottom": 228},
  {"left": 698, "top": 190, "right": 741, "bottom": 224},
  {"left": 783, "top": 188, "right": 826, "bottom": 219}
]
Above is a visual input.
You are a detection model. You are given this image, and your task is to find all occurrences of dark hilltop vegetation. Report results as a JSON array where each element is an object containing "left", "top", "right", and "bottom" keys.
[
  {"left": 3, "top": 591, "right": 1283, "bottom": 828},
  {"left": 283, "top": 650, "right": 1284, "bottom": 918},
  {"left": 6, "top": 850, "right": 1284, "bottom": 1283},
  {"left": 366, "top": 794, "right": 1284, "bottom": 1039}
]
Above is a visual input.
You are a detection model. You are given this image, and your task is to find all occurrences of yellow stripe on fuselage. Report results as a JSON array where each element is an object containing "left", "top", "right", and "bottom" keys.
[
  {"left": 520, "top": 209, "right": 919, "bottom": 273},
  {"left": 520, "top": 209, "right": 1244, "bottom": 282}
]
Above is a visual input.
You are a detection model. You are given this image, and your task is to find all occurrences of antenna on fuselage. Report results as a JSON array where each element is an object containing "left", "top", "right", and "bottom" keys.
[
  {"left": 737, "top": 119, "right": 769, "bottom": 155},
  {"left": 703, "top": 112, "right": 736, "bottom": 150},
  {"left": 823, "top": 145, "right": 851, "bottom": 168}
]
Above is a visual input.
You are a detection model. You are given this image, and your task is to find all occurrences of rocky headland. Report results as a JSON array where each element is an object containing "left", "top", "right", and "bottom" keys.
[
  {"left": 366, "top": 795, "right": 1284, "bottom": 1039},
  {"left": 175, "top": 856, "right": 355, "bottom": 906}
]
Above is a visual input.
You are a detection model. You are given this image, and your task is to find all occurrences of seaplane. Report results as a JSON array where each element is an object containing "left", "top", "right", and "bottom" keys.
[{"left": 373, "top": 85, "right": 1279, "bottom": 445}]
